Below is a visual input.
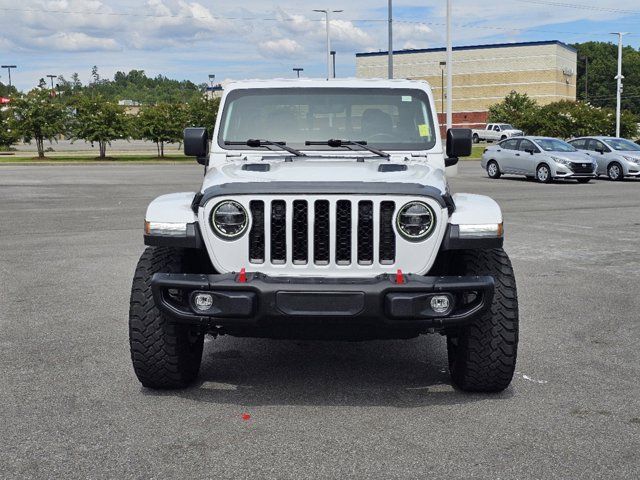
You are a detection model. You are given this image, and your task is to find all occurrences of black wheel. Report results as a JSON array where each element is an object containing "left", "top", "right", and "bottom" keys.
[
  {"left": 500, "top": 135, "right": 507, "bottom": 141},
  {"left": 607, "top": 162, "right": 623, "bottom": 181},
  {"left": 129, "top": 247, "right": 204, "bottom": 389},
  {"left": 576, "top": 178, "right": 591, "bottom": 184},
  {"left": 486, "top": 160, "right": 501, "bottom": 179},
  {"left": 536, "top": 163, "right": 552, "bottom": 183},
  {"left": 446, "top": 249, "right": 519, "bottom": 392},
  {"left": 472, "top": 133, "right": 480, "bottom": 144}
]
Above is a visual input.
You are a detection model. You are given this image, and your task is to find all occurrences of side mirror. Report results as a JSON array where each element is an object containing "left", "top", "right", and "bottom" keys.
[
  {"left": 184, "top": 127, "right": 209, "bottom": 165},
  {"left": 446, "top": 128, "right": 472, "bottom": 167}
]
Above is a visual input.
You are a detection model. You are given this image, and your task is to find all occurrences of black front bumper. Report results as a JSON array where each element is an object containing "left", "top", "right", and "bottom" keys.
[{"left": 151, "top": 272, "right": 494, "bottom": 330}]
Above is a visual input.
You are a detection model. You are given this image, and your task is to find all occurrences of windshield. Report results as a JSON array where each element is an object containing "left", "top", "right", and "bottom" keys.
[
  {"left": 500, "top": 124, "right": 515, "bottom": 130},
  {"left": 604, "top": 138, "right": 640, "bottom": 151},
  {"left": 218, "top": 87, "right": 437, "bottom": 151},
  {"left": 534, "top": 138, "right": 576, "bottom": 152}
]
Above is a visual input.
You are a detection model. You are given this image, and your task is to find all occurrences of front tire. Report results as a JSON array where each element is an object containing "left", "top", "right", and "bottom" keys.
[
  {"left": 607, "top": 162, "right": 623, "bottom": 181},
  {"left": 536, "top": 163, "right": 552, "bottom": 183},
  {"left": 446, "top": 249, "right": 519, "bottom": 392},
  {"left": 129, "top": 247, "right": 204, "bottom": 389},
  {"left": 486, "top": 160, "right": 501, "bottom": 179},
  {"left": 472, "top": 133, "right": 480, "bottom": 144}
]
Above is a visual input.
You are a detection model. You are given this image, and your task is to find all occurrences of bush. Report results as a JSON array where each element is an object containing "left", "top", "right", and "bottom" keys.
[{"left": 488, "top": 92, "right": 639, "bottom": 138}]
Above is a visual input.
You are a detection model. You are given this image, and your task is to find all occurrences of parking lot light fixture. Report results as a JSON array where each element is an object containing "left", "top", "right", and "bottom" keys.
[
  {"left": 1, "top": 65, "right": 17, "bottom": 88},
  {"left": 313, "top": 9, "right": 343, "bottom": 80}
]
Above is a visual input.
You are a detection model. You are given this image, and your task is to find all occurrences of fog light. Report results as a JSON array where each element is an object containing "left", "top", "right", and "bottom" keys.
[
  {"left": 193, "top": 293, "right": 213, "bottom": 311},
  {"left": 430, "top": 295, "right": 451, "bottom": 314}
]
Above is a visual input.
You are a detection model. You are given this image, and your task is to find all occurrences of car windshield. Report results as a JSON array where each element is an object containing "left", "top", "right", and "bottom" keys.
[
  {"left": 534, "top": 138, "right": 576, "bottom": 152},
  {"left": 500, "top": 124, "right": 515, "bottom": 130},
  {"left": 218, "top": 87, "right": 437, "bottom": 151},
  {"left": 604, "top": 138, "right": 640, "bottom": 151}
]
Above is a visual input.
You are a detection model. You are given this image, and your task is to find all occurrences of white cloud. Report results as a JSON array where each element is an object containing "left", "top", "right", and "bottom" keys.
[{"left": 258, "top": 38, "right": 303, "bottom": 58}]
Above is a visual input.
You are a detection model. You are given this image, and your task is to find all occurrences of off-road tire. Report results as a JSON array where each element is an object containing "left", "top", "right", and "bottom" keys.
[
  {"left": 487, "top": 160, "right": 501, "bottom": 179},
  {"left": 446, "top": 248, "right": 518, "bottom": 392},
  {"left": 129, "top": 247, "right": 204, "bottom": 389}
]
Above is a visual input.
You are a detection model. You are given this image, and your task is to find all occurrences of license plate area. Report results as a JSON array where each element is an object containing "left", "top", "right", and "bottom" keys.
[{"left": 275, "top": 291, "right": 365, "bottom": 316}]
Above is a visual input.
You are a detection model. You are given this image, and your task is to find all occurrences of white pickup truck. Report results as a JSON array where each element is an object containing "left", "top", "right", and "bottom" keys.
[{"left": 472, "top": 123, "right": 523, "bottom": 143}]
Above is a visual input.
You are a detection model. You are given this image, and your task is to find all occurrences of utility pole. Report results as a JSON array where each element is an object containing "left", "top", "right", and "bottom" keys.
[
  {"left": 1, "top": 65, "right": 17, "bottom": 88},
  {"left": 445, "top": 0, "right": 453, "bottom": 130},
  {"left": 388, "top": 0, "right": 393, "bottom": 79},
  {"left": 611, "top": 32, "right": 626, "bottom": 137},
  {"left": 293, "top": 68, "right": 304, "bottom": 78},
  {"left": 313, "top": 9, "right": 342, "bottom": 80},
  {"left": 581, "top": 55, "right": 588, "bottom": 101}
]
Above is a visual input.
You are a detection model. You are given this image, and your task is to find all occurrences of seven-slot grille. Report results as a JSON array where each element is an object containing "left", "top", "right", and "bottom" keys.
[{"left": 247, "top": 199, "right": 396, "bottom": 266}]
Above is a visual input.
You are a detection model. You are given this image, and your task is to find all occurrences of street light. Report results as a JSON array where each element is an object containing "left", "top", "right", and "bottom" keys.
[
  {"left": 313, "top": 8, "right": 342, "bottom": 80},
  {"left": 610, "top": 32, "right": 627, "bottom": 137},
  {"left": 388, "top": 0, "right": 393, "bottom": 79},
  {"left": 330, "top": 51, "right": 336, "bottom": 78},
  {"left": 46, "top": 74, "right": 57, "bottom": 91},
  {"left": 445, "top": 0, "right": 453, "bottom": 130},
  {"left": 439, "top": 61, "right": 446, "bottom": 116},
  {"left": 293, "top": 68, "right": 304, "bottom": 78},
  {"left": 1, "top": 65, "right": 17, "bottom": 88}
]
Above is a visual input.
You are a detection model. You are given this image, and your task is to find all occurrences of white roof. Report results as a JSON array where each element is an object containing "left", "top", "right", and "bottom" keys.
[{"left": 223, "top": 77, "right": 432, "bottom": 91}]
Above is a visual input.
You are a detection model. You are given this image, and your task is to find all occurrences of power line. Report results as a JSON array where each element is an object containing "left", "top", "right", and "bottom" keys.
[{"left": 513, "top": 0, "right": 640, "bottom": 15}]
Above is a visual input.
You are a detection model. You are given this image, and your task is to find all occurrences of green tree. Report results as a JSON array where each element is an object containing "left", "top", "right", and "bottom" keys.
[
  {"left": 186, "top": 96, "right": 220, "bottom": 137},
  {"left": 0, "top": 81, "right": 18, "bottom": 99},
  {"left": 487, "top": 91, "right": 539, "bottom": 133},
  {"left": 488, "top": 93, "right": 638, "bottom": 138},
  {"left": 135, "top": 103, "right": 186, "bottom": 157},
  {"left": 0, "top": 107, "right": 20, "bottom": 149},
  {"left": 71, "top": 94, "right": 130, "bottom": 158},
  {"left": 9, "top": 89, "right": 70, "bottom": 158},
  {"left": 573, "top": 41, "right": 640, "bottom": 116}
]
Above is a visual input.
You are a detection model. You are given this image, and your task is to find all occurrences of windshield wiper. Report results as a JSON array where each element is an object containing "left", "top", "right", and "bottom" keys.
[
  {"left": 305, "top": 139, "right": 389, "bottom": 158},
  {"left": 225, "top": 139, "right": 306, "bottom": 157}
]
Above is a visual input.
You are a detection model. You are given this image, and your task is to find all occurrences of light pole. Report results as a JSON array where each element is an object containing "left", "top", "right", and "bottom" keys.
[
  {"left": 610, "top": 32, "right": 627, "bottom": 137},
  {"left": 208, "top": 74, "right": 216, "bottom": 87},
  {"left": 313, "top": 9, "right": 342, "bottom": 80},
  {"left": 1, "top": 65, "right": 17, "bottom": 88},
  {"left": 330, "top": 51, "right": 336, "bottom": 78},
  {"left": 293, "top": 68, "right": 304, "bottom": 78},
  {"left": 439, "top": 61, "right": 446, "bottom": 116},
  {"left": 445, "top": 0, "right": 453, "bottom": 130},
  {"left": 47, "top": 75, "right": 58, "bottom": 92},
  {"left": 388, "top": 0, "right": 393, "bottom": 79}
]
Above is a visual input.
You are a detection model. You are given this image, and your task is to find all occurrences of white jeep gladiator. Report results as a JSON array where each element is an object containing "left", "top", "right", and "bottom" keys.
[
  {"left": 472, "top": 123, "right": 523, "bottom": 143},
  {"left": 129, "top": 79, "right": 518, "bottom": 392}
]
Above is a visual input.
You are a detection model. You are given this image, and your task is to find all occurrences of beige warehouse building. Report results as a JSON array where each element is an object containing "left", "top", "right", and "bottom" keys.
[{"left": 356, "top": 40, "right": 577, "bottom": 129}]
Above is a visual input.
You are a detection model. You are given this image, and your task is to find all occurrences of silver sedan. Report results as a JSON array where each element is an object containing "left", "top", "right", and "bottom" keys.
[
  {"left": 568, "top": 136, "right": 640, "bottom": 181},
  {"left": 481, "top": 136, "right": 596, "bottom": 183}
]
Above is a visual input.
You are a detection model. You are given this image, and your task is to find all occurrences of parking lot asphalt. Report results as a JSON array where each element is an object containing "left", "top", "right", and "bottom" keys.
[{"left": 1, "top": 161, "right": 639, "bottom": 479}]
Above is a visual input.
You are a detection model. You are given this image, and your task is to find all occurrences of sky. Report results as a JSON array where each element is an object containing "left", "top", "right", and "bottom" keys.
[{"left": 0, "top": 0, "right": 639, "bottom": 91}]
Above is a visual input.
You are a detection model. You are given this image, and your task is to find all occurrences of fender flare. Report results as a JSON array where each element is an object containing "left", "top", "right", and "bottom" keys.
[
  {"left": 144, "top": 192, "right": 203, "bottom": 248},
  {"left": 441, "top": 193, "right": 504, "bottom": 250}
]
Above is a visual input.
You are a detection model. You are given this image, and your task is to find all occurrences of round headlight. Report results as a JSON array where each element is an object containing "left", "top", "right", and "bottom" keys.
[
  {"left": 396, "top": 201, "right": 436, "bottom": 241},
  {"left": 211, "top": 201, "right": 248, "bottom": 239}
]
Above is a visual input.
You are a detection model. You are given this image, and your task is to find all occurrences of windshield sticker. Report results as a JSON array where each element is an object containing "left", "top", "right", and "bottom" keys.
[
  {"left": 418, "top": 124, "right": 430, "bottom": 137},
  {"left": 402, "top": 95, "right": 412, "bottom": 102}
]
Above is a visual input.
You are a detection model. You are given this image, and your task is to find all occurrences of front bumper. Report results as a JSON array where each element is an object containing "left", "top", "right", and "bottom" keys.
[{"left": 151, "top": 272, "right": 494, "bottom": 330}]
